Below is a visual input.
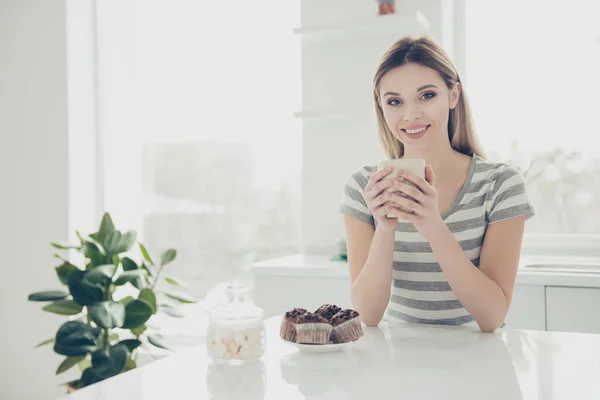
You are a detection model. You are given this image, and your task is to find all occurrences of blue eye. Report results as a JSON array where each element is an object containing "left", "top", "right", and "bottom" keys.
[
  {"left": 421, "top": 92, "right": 436, "bottom": 100},
  {"left": 387, "top": 98, "right": 401, "bottom": 106}
]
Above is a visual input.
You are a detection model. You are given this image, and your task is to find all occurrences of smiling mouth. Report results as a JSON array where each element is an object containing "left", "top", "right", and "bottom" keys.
[{"left": 401, "top": 125, "right": 431, "bottom": 138}]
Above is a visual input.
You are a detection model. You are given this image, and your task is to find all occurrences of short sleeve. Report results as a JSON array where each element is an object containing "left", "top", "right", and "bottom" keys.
[
  {"left": 339, "top": 166, "right": 375, "bottom": 226},
  {"left": 488, "top": 166, "right": 535, "bottom": 224}
]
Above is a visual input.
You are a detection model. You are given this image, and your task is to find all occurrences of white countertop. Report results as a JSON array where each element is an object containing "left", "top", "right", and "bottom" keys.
[
  {"left": 251, "top": 253, "right": 600, "bottom": 287},
  {"left": 60, "top": 316, "right": 600, "bottom": 400}
]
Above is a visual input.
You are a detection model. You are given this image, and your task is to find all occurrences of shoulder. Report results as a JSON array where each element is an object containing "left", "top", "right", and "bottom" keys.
[
  {"left": 343, "top": 164, "right": 376, "bottom": 191},
  {"left": 472, "top": 155, "right": 525, "bottom": 187}
]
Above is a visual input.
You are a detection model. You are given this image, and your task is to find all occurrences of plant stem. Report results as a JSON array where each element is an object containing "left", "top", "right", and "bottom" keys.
[
  {"left": 151, "top": 266, "right": 163, "bottom": 291},
  {"left": 104, "top": 329, "right": 110, "bottom": 351}
]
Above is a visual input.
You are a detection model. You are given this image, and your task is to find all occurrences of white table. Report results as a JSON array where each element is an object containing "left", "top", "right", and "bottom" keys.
[{"left": 60, "top": 316, "right": 600, "bottom": 400}]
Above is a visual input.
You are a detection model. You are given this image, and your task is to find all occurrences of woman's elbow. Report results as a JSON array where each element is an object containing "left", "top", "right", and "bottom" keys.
[
  {"left": 359, "top": 315, "right": 383, "bottom": 327},
  {"left": 478, "top": 318, "right": 504, "bottom": 333}
]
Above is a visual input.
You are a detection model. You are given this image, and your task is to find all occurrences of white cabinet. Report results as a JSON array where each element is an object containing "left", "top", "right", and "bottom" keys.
[
  {"left": 252, "top": 255, "right": 600, "bottom": 333},
  {"left": 505, "top": 284, "right": 546, "bottom": 331},
  {"left": 546, "top": 287, "right": 600, "bottom": 334}
]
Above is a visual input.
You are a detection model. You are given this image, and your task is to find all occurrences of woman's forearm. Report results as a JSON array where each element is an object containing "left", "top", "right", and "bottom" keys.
[
  {"left": 350, "top": 226, "right": 396, "bottom": 326},
  {"left": 428, "top": 225, "right": 508, "bottom": 332}
]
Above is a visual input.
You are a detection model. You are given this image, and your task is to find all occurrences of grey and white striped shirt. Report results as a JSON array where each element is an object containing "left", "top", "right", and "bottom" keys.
[{"left": 339, "top": 154, "right": 535, "bottom": 327}]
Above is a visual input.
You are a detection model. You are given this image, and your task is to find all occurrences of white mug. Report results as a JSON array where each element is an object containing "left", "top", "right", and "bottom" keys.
[{"left": 376, "top": 158, "right": 426, "bottom": 215}]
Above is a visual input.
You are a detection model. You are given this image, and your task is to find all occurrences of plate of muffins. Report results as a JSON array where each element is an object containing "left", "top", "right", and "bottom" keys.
[{"left": 279, "top": 304, "right": 364, "bottom": 352}]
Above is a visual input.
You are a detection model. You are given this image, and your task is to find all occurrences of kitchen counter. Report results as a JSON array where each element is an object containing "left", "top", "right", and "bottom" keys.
[
  {"left": 251, "top": 253, "right": 600, "bottom": 287},
  {"left": 60, "top": 316, "right": 600, "bottom": 399}
]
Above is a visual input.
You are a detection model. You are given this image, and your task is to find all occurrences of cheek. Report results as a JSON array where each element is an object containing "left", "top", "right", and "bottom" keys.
[
  {"left": 381, "top": 106, "right": 401, "bottom": 125},
  {"left": 428, "top": 100, "right": 451, "bottom": 126}
]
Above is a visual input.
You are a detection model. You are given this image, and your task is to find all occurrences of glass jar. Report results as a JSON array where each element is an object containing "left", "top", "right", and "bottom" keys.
[{"left": 206, "top": 281, "right": 266, "bottom": 364}]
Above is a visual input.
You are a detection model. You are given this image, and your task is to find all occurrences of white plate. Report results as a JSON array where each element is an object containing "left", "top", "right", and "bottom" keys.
[{"left": 282, "top": 339, "right": 355, "bottom": 353}]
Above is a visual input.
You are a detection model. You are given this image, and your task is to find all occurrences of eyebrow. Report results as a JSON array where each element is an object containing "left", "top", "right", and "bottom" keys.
[{"left": 382, "top": 84, "right": 438, "bottom": 97}]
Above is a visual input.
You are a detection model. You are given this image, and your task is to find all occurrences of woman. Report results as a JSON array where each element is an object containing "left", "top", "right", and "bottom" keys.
[{"left": 339, "top": 36, "right": 535, "bottom": 332}]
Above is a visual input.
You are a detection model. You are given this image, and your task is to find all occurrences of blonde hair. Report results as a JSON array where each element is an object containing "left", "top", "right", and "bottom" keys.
[{"left": 373, "top": 35, "right": 485, "bottom": 159}]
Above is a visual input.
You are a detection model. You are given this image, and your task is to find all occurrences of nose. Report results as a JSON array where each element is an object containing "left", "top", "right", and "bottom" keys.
[{"left": 403, "top": 104, "right": 423, "bottom": 121}]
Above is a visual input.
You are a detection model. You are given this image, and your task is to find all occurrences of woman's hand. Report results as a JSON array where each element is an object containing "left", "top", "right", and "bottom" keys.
[
  {"left": 364, "top": 166, "right": 401, "bottom": 232},
  {"left": 383, "top": 165, "right": 445, "bottom": 238}
]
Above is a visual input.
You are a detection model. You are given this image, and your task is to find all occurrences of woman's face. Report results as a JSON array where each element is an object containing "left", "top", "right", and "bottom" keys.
[{"left": 379, "top": 63, "right": 460, "bottom": 152}]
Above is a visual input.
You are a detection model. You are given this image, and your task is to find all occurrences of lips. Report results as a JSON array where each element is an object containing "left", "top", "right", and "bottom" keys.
[{"left": 401, "top": 125, "right": 431, "bottom": 139}]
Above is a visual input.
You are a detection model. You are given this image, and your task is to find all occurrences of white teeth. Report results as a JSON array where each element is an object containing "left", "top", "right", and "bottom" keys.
[{"left": 406, "top": 126, "right": 427, "bottom": 134}]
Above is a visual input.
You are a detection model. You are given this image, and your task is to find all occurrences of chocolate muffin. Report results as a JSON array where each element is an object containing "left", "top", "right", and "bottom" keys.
[
  {"left": 280, "top": 308, "right": 308, "bottom": 342},
  {"left": 314, "top": 304, "right": 342, "bottom": 322},
  {"left": 295, "top": 312, "right": 333, "bottom": 344},
  {"left": 331, "top": 309, "right": 363, "bottom": 343}
]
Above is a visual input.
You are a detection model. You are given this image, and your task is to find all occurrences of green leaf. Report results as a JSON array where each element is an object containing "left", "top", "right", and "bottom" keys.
[
  {"left": 121, "top": 257, "right": 145, "bottom": 288},
  {"left": 165, "top": 292, "right": 196, "bottom": 304},
  {"left": 119, "top": 296, "right": 134, "bottom": 306},
  {"left": 54, "top": 321, "right": 101, "bottom": 357},
  {"left": 125, "top": 358, "right": 137, "bottom": 371},
  {"left": 35, "top": 338, "right": 55, "bottom": 348},
  {"left": 113, "top": 231, "right": 137, "bottom": 254},
  {"left": 147, "top": 334, "right": 172, "bottom": 351},
  {"left": 51, "top": 243, "right": 81, "bottom": 250},
  {"left": 43, "top": 300, "right": 83, "bottom": 316},
  {"left": 91, "top": 344, "right": 129, "bottom": 378},
  {"left": 164, "top": 276, "right": 187, "bottom": 288},
  {"left": 82, "top": 241, "right": 109, "bottom": 267},
  {"left": 142, "top": 263, "right": 157, "bottom": 278},
  {"left": 119, "top": 339, "right": 142, "bottom": 352},
  {"left": 94, "top": 213, "right": 116, "bottom": 244},
  {"left": 89, "top": 301, "right": 125, "bottom": 329},
  {"left": 84, "top": 264, "right": 116, "bottom": 285},
  {"left": 103, "top": 231, "right": 122, "bottom": 253},
  {"left": 130, "top": 325, "right": 147, "bottom": 337},
  {"left": 114, "top": 270, "right": 146, "bottom": 286},
  {"left": 55, "top": 262, "right": 80, "bottom": 285},
  {"left": 56, "top": 355, "right": 86, "bottom": 375},
  {"left": 121, "top": 257, "right": 138, "bottom": 271},
  {"left": 138, "top": 289, "right": 157, "bottom": 314},
  {"left": 138, "top": 243, "right": 154, "bottom": 265},
  {"left": 122, "top": 300, "right": 153, "bottom": 330},
  {"left": 28, "top": 290, "right": 69, "bottom": 302},
  {"left": 80, "top": 367, "right": 104, "bottom": 387},
  {"left": 159, "top": 249, "right": 177, "bottom": 267},
  {"left": 77, "top": 357, "right": 92, "bottom": 372},
  {"left": 67, "top": 270, "right": 104, "bottom": 306}
]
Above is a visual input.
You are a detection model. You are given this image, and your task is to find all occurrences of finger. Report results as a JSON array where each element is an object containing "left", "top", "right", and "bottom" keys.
[
  {"left": 365, "top": 178, "right": 394, "bottom": 202},
  {"left": 385, "top": 205, "right": 418, "bottom": 222},
  {"left": 387, "top": 179, "right": 427, "bottom": 204},
  {"left": 398, "top": 169, "right": 434, "bottom": 196},
  {"left": 365, "top": 166, "right": 393, "bottom": 193},
  {"left": 368, "top": 191, "right": 391, "bottom": 210},
  {"left": 387, "top": 194, "right": 422, "bottom": 215}
]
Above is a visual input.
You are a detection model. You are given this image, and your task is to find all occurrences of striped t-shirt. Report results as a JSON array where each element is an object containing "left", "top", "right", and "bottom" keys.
[{"left": 339, "top": 154, "right": 535, "bottom": 327}]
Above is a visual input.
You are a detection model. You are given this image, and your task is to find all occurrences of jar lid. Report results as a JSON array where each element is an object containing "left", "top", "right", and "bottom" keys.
[{"left": 208, "top": 281, "right": 264, "bottom": 324}]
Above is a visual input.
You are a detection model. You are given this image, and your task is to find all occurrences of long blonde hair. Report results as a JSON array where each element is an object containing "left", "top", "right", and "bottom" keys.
[{"left": 373, "top": 35, "right": 485, "bottom": 159}]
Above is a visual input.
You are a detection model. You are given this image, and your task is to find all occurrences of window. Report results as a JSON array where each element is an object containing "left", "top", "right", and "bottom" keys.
[
  {"left": 465, "top": 0, "right": 600, "bottom": 237},
  {"left": 98, "top": 1, "right": 302, "bottom": 297}
]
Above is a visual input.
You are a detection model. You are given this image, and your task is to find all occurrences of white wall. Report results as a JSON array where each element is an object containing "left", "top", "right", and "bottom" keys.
[{"left": 0, "top": 0, "right": 80, "bottom": 398}]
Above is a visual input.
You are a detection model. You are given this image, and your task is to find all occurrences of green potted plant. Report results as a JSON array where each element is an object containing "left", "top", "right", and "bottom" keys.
[{"left": 27, "top": 212, "right": 196, "bottom": 392}]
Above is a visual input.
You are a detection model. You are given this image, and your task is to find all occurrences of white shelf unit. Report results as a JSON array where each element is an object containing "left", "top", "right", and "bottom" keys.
[{"left": 297, "top": 3, "right": 437, "bottom": 254}]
